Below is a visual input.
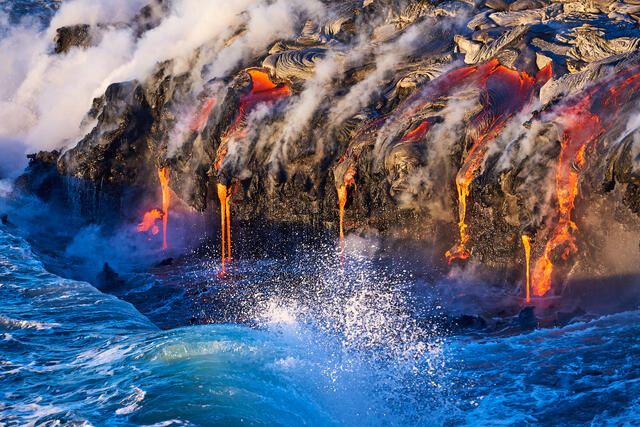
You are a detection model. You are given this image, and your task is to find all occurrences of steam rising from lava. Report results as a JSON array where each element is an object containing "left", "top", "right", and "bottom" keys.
[
  {"left": 446, "top": 61, "right": 551, "bottom": 263},
  {"left": 531, "top": 64, "right": 640, "bottom": 296}
]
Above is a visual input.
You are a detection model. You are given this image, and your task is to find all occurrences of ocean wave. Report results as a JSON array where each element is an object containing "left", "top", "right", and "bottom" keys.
[{"left": 0, "top": 314, "right": 59, "bottom": 330}]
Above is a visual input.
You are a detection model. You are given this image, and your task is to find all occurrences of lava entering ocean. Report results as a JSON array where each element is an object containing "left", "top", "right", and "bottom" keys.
[
  {"left": 337, "top": 168, "right": 355, "bottom": 265},
  {"left": 445, "top": 62, "right": 552, "bottom": 263},
  {"left": 531, "top": 64, "right": 640, "bottom": 296},
  {"left": 214, "top": 69, "right": 291, "bottom": 273},
  {"left": 217, "top": 183, "right": 231, "bottom": 274},
  {"left": 138, "top": 167, "right": 171, "bottom": 250},
  {"left": 522, "top": 234, "right": 531, "bottom": 303},
  {"left": 335, "top": 60, "right": 551, "bottom": 264}
]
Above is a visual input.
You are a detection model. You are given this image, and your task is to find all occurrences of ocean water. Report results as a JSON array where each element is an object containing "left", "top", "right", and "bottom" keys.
[{"left": 1, "top": 218, "right": 640, "bottom": 426}]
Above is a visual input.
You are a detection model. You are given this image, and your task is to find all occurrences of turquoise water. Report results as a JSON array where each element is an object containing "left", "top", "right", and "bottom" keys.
[{"left": 1, "top": 223, "right": 639, "bottom": 425}]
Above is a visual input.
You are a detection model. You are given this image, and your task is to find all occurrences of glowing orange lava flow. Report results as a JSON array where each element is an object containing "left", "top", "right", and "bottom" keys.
[
  {"left": 137, "top": 209, "right": 163, "bottom": 235},
  {"left": 158, "top": 167, "right": 170, "bottom": 250},
  {"left": 190, "top": 98, "right": 216, "bottom": 131},
  {"left": 337, "top": 186, "right": 348, "bottom": 264},
  {"left": 215, "top": 70, "right": 290, "bottom": 175},
  {"left": 446, "top": 63, "right": 552, "bottom": 263},
  {"left": 225, "top": 69, "right": 290, "bottom": 142},
  {"left": 398, "top": 120, "right": 434, "bottom": 144},
  {"left": 212, "top": 69, "right": 290, "bottom": 273},
  {"left": 522, "top": 235, "right": 531, "bottom": 303},
  {"left": 531, "top": 64, "right": 640, "bottom": 296},
  {"left": 137, "top": 168, "right": 170, "bottom": 250},
  {"left": 217, "top": 183, "right": 232, "bottom": 274},
  {"left": 336, "top": 168, "right": 355, "bottom": 265}
]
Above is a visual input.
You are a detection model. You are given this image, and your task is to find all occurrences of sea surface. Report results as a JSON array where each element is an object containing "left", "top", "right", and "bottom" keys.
[{"left": 1, "top": 189, "right": 640, "bottom": 425}]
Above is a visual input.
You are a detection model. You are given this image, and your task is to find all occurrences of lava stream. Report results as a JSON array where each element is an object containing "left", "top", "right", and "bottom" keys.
[
  {"left": 446, "top": 63, "right": 551, "bottom": 263},
  {"left": 531, "top": 64, "right": 640, "bottom": 296},
  {"left": 337, "top": 186, "right": 347, "bottom": 265},
  {"left": 217, "top": 183, "right": 231, "bottom": 274},
  {"left": 158, "top": 167, "right": 170, "bottom": 250},
  {"left": 137, "top": 168, "right": 170, "bottom": 250},
  {"left": 522, "top": 234, "right": 531, "bottom": 303},
  {"left": 213, "top": 69, "right": 291, "bottom": 273},
  {"left": 190, "top": 98, "right": 216, "bottom": 131},
  {"left": 336, "top": 168, "right": 355, "bottom": 265}
]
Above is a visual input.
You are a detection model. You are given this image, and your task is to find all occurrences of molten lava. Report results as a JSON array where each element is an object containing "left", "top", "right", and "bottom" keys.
[
  {"left": 138, "top": 167, "right": 170, "bottom": 250},
  {"left": 218, "top": 69, "right": 291, "bottom": 152},
  {"left": 336, "top": 167, "right": 355, "bottom": 265},
  {"left": 398, "top": 120, "right": 434, "bottom": 144},
  {"left": 158, "top": 167, "right": 170, "bottom": 250},
  {"left": 190, "top": 98, "right": 216, "bottom": 131},
  {"left": 522, "top": 234, "right": 531, "bottom": 303},
  {"left": 137, "top": 209, "right": 163, "bottom": 235},
  {"left": 337, "top": 186, "right": 348, "bottom": 265},
  {"left": 334, "top": 61, "right": 551, "bottom": 264},
  {"left": 217, "top": 183, "right": 232, "bottom": 274},
  {"left": 213, "top": 69, "right": 290, "bottom": 273},
  {"left": 446, "top": 62, "right": 551, "bottom": 263},
  {"left": 531, "top": 64, "right": 640, "bottom": 296}
]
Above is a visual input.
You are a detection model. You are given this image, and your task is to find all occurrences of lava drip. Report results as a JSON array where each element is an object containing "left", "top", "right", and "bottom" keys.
[
  {"left": 337, "top": 185, "right": 347, "bottom": 264},
  {"left": 158, "top": 167, "right": 170, "bottom": 250},
  {"left": 522, "top": 234, "right": 531, "bottom": 303},
  {"left": 446, "top": 63, "right": 551, "bottom": 263},
  {"left": 531, "top": 64, "right": 640, "bottom": 296},
  {"left": 217, "top": 183, "right": 231, "bottom": 274},
  {"left": 213, "top": 69, "right": 291, "bottom": 273},
  {"left": 336, "top": 168, "right": 355, "bottom": 265}
]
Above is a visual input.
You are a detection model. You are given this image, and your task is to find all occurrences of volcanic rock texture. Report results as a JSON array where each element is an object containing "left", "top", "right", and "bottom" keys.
[{"left": 23, "top": 0, "right": 640, "bottom": 296}]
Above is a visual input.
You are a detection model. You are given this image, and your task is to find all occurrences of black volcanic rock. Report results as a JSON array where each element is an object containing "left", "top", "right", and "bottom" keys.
[
  {"left": 517, "top": 306, "right": 536, "bottom": 329},
  {"left": 54, "top": 25, "right": 93, "bottom": 54},
  {"left": 58, "top": 81, "right": 155, "bottom": 184},
  {"left": 19, "top": 0, "right": 640, "bottom": 298}
]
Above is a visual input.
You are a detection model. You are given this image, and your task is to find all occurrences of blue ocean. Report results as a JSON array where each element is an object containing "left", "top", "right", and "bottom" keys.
[{"left": 2, "top": 203, "right": 640, "bottom": 425}]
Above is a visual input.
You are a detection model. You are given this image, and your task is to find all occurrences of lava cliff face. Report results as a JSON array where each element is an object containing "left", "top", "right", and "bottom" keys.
[{"left": 23, "top": 0, "right": 640, "bottom": 296}]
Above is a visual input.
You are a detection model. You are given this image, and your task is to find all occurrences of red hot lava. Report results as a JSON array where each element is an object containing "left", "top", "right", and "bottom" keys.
[
  {"left": 531, "top": 64, "right": 640, "bottom": 296},
  {"left": 335, "top": 60, "right": 551, "bottom": 264},
  {"left": 337, "top": 167, "right": 355, "bottom": 265},
  {"left": 215, "top": 69, "right": 291, "bottom": 171},
  {"left": 214, "top": 69, "right": 291, "bottom": 274},
  {"left": 446, "top": 62, "right": 551, "bottom": 263},
  {"left": 190, "top": 98, "right": 216, "bottom": 132},
  {"left": 137, "top": 209, "right": 163, "bottom": 236},
  {"left": 138, "top": 167, "right": 171, "bottom": 250},
  {"left": 217, "top": 183, "right": 231, "bottom": 275}
]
